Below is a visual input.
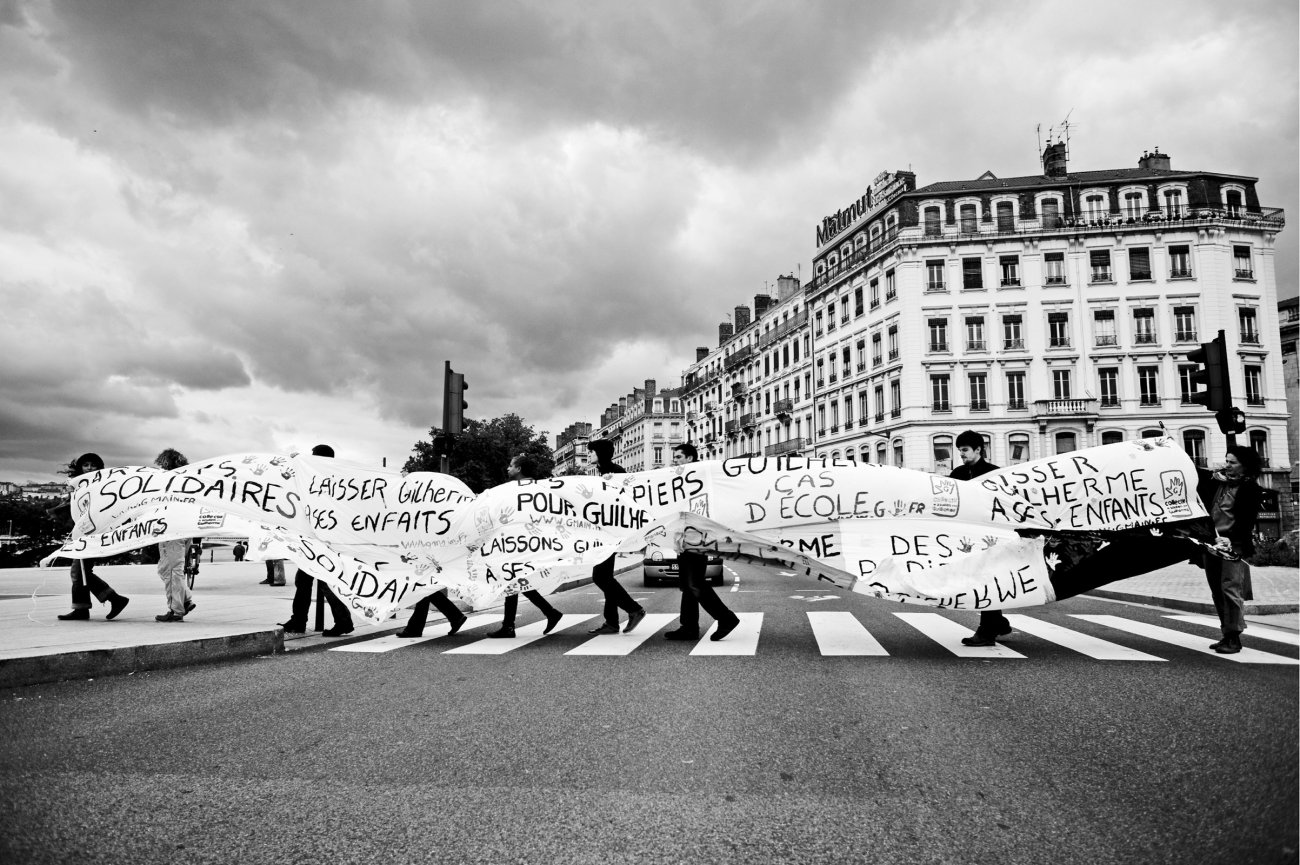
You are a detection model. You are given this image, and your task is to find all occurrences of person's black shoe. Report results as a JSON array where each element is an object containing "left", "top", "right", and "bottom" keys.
[
  {"left": 997, "top": 622, "right": 1013, "bottom": 637},
  {"left": 155, "top": 611, "right": 185, "bottom": 622},
  {"left": 258, "top": 577, "right": 274, "bottom": 585},
  {"left": 322, "top": 625, "right": 354, "bottom": 637},
  {"left": 184, "top": 600, "right": 196, "bottom": 615},
  {"left": 279, "top": 621, "right": 306, "bottom": 634},
  {"left": 664, "top": 628, "right": 700, "bottom": 641},
  {"left": 588, "top": 622, "right": 619, "bottom": 635},
  {"left": 623, "top": 608, "right": 646, "bottom": 634},
  {"left": 446, "top": 611, "right": 467, "bottom": 636},
  {"left": 1213, "top": 634, "right": 1242, "bottom": 654},
  {"left": 961, "top": 632, "right": 997, "bottom": 647},
  {"left": 543, "top": 610, "right": 563, "bottom": 635},
  {"left": 395, "top": 628, "right": 423, "bottom": 638},
  {"left": 57, "top": 609, "right": 89, "bottom": 621},
  {"left": 1208, "top": 638, "right": 1227, "bottom": 651},
  {"left": 106, "top": 595, "right": 129, "bottom": 621},
  {"left": 710, "top": 614, "right": 741, "bottom": 642},
  {"left": 487, "top": 626, "right": 515, "bottom": 639}
]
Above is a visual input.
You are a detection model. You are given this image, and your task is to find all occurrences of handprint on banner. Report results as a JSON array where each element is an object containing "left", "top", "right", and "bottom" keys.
[
  {"left": 956, "top": 537, "right": 975, "bottom": 553},
  {"left": 1044, "top": 551, "right": 1061, "bottom": 572},
  {"left": 574, "top": 483, "right": 595, "bottom": 499},
  {"left": 891, "top": 500, "right": 908, "bottom": 517},
  {"left": 980, "top": 535, "right": 999, "bottom": 550},
  {"left": 1163, "top": 473, "right": 1186, "bottom": 501},
  {"left": 473, "top": 509, "right": 494, "bottom": 536},
  {"left": 497, "top": 505, "right": 516, "bottom": 524}
]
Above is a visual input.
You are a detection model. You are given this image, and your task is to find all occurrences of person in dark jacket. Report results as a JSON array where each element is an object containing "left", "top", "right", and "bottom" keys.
[
  {"left": 664, "top": 443, "right": 740, "bottom": 642},
  {"left": 949, "top": 431, "right": 1008, "bottom": 647},
  {"left": 584, "top": 439, "right": 646, "bottom": 635},
  {"left": 487, "top": 452, "right": 564, "bottom": 638},
  {"left": 54, "top": 453, "right": 130, "bottom": 621},
  {"left": 279, "top": 444, "right": 357, "bottom": 637},
  {"left": 1196, "top": 446, "right": 1263, "bottom": 655}
]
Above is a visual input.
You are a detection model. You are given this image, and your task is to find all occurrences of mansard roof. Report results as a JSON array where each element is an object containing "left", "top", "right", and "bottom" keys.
[{"left": 911, "top": 166, "right": 1257, "bottom": 197}]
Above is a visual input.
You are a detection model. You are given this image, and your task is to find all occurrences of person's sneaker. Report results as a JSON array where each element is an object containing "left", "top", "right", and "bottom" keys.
[
  {"left": 395, "top": 628, "right": 423, "bottom": 638},
  {"left": 322, "top": 625, "right": 354, "bottom": 637},
  {"left": 258, "top": 577, "right": 274, "bottom": 585},
  {"left": 106, "top": 595, "right": 130, "bottom": 620},
  {"left": 1208, "top": 638, "right": 1227, "bottom": 651},
  {"left": 664, "top": 628, "right": 700, "bottom": 641},
  {"left": 543, "top": 610, "right": 563, "bottom": 635},
  {"left": 588, "top": 622, "right": 620, "bottom": 635},
  {"left": 446, "top": 611, "right": 467, "bottom": 636},
  {"left": 710, "top": 614, "right": 741, "bottom": 642},
  {"left": 487, "top": 626, "right": 515, "bottom": 639},
  {"left": 1214, "top": 635, "right": 1242, "bottom": 654},
  {"left": 184, "top": 600, "right": 196, "bottom": 615},
  {"left": 57, "top": 609, "right": 90, "bottom": 621},
  {"left": 155, "top": 611, "right": 185, "bottom": 622},
  {"left": 623, "top": 608, "right": 646, "bottom": 634},
  {"left": 960, "top": 632, "right": 997, "bottom": 647},
  {"left": 279, "top": 621, "right": 306, "bottom": 634}
]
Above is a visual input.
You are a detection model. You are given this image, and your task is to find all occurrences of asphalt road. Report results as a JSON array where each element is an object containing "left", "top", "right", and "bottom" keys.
[{"left": 2, "top": 560, "right": 1296, "bottom": 865}]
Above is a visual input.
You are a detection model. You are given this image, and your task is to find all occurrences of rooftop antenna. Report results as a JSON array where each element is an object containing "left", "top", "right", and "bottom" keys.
[{"left": 1039, "top": 110, "right": 1075, "bottom": 173}]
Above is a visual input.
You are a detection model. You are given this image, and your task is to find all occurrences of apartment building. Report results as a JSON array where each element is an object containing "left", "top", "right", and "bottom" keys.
[
  {"left": 594, "top": 380, "right": 686, "bottom": 471},
  {"left": 553, "top": 422, "right": 594, "bottom": 476}
]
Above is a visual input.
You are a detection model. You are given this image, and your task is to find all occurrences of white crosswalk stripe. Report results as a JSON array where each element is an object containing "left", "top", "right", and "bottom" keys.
[
  {"left": 442, "top": 613, "right": 598, "bottom": 654},
  {"left": 1162, "top": 614, "right": 1300, "bottom": 646},
  {"left": 1071, "top": 615, "right": 1300, "bottom": 665},
  {"left": 893, "top": 613, "right": 1026, "bottom": 658},
  {"left": 808, "top": 611, "right": 889, "bottom": 656},
  {"left": 689, "top": 613, "right": 763, "bottom": 656},
  {"left": 565, "top": 614, "right": 678, "bottom": 655},
  {"left": 1004, "top": 614, "right": 1166, "bottom": 661},
  {"left": 328, "top": 614, "right": 501, "bottom": 652}
]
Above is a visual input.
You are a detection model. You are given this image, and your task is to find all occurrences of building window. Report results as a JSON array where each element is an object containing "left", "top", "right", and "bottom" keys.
[
  {"left": 1249, "top": 430, "right": 1268, "bottom": 467},
  {"left": 1008, "top": 433, "right": 1030, "bottom": 464},
  {"left": 815, "top": 311, "right": 824, "bottom": 336},
  {"left": 933, "top": 435, "right": 954, "bottom": 473},
  {"left": 1042, "top": 198, "right": 1062, "bottom": 229},
  {"left": 1085, "top": 194, "right": 1106, "bottom": 220},
  {"left": 1003, "top": 314, "right": 1023, "bottom": 349},
  {"left": 1094, "top": 310, "right": 1117, "bottom": 346},
  {"left": 1055, "top": 432, "right": 1077, "bottom": 454},
  {"left": 855, "top": 286, "right": 864, "bottom": 316},
  {"left": 1178, "top": 365, "right": 1197, "bottom": 404},
  {"left": 1182, "top": 431, "right": 1206, "bottom": 468},
  {"left": 1163, "top": 188, "right": 1183, "bottom": 217},
  {"left": 890, "top": 380, "right": 901, "bottom": 417},
  {"left": 969, "top": 373, "right": 988, "bottom": 411},
  {"left": 870, "top": 279, "right": 880, "bottom": 308},
  {"left": 1134, "top": 308, "right": 1157, "bottom": 344},
  {"left": 841, "top": 346, "right": 851, "bottom": 378},
  {"left": 885, "top": 269, "right": 896, "bottom": 300},
  {"left": 926, "top": 259, "right": 946, "bottom": 291},
  {"left": 1124, "top": 191, "right": 1143, "bottom": 219},
  {"left": 856, "top": 340, "right": 867, "bottom": 371},
  {"left": 1239, "top": 308, "right": 1259, "bottom": 344},
  {"left": 1090, "top": 250, "right": 1112, "bottom": 283},
  {"left": 966, "top": 316, "right": 985, "bottom": 351},
  {"left": 1245, "top": 366, "right": 1263, "bottom": 405},
  {"left": 1234, "top": 245, "right": 1253, "bottom": 279},
  {"left": 872, "top": 333, "right": 882, "bottom": 366},
  {"left": 999, "top": 255, "right": 1020, "bottom": 287},
  {"left": 1044, "top": 252, "right": 1066, "bottom": 285},
  {"left": 1174, "top": 307, "right": 1197, "bottom": 342},
  {"left": 1101, "top": 431, "right": 1124, "bottom": 446},
  {"left": 653, "top": 446, "right": 663, "bottom": 465},
  {"left": 874, "top": 385, "right": 885, "bottom": 422},
  {"left": 893, "top": 439, "right": 904, "bottom": 467},
  {"left": 924, "top": 206, "right": 942, "bottom": 236},
  {"left": 1169, "top": 245, "right": 1192, "bottom": 279},
  {"left": 858, "top": 392, "right": 869, "bottom": 422},
  {"left": 1138, "top": 366, "right": 1160, "bottom": 406},
  {"left": 962, "top": 257, "right": 983, "bottom": 289},
  {"left": 843, "top": 396, "right": 853, "bottom": 426},
  {"left": 997, "top": 201, "right": 1014, "bottom": 232},
  {"left": 1052, "top": 369, "right": 1071, "bottom": 400},
  {"left": 1099, "top": 368, "right": 1119, "bottom": 407},
  {"left": 929, "top": 318, "right": 949, "bottom": 352},
  {"left": 931, "top": 375, "right": 950, "bottom": 412},
  {"left": 1129, "top": 247, "right": 1152, "bottom": 281},
  {"left": 960, "top": 203, "right": 978, "bottom": 233},
  {"left": 876, "top": 441, "right": 887, "bottom": 463},
  {"left": 888, "top": 326, "right": 899, "bottom": 360},
  {"left": 1225, "top": 190, "right": 1244, "bottom": 217},
  {"left": 1007, "top": 372, "right": 1026, "bottom": 409},
  {"left": 1048, "top": 312, "right": 1070, "bottom": 347},
  {"left": 827, "top": 306, "right": 836, "bottom": 332}
]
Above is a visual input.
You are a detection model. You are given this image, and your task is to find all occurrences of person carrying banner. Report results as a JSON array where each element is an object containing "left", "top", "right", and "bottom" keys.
[
  {"left": 1195, "top": 446, "right": 1263, "bottom": 655},
  {"left": 153, "top": 448, "right": 196, "bottom": 622},
  {"left": 53, "top": 453, "right": 131, "bottom": 622},
  {"left": 279, "top": 444, "right": 357, "bottom": 637},
  {"left": 949, "top": 431, "right": 1009, "bottom": 647},
  {"left": 487, "top": 452, "right": 564, "bottom": 638},
  {"left": 584, "top": 439, "right": 647, "bottom": 635},
  {"left": 664, "top": 443, "right": 741, "bottom": 642}
]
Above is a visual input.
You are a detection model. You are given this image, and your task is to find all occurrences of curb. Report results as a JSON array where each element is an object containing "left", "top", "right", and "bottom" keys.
[
  {"left": 0, "top": 630, "right": 284, "bottom": 689},
  {"left": 1085, "top": 589, "right": 1299, "bottom": 616}
]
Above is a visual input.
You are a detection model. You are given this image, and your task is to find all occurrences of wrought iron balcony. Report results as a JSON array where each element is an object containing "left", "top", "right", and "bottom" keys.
[
  {"left": 740, "top": 413, "right": 757, "bottom": 429},
  {"left": 773, "top": 398, "right": 794, "bottom": 416},
  {"left": 765, "top": 438, "right": 804, "bottom": 456}
]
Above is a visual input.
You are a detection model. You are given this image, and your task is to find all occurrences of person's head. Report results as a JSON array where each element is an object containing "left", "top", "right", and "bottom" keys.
[
  {"left": 671, "top": 442, "right": 698, "bottom": 465},
  {"left": 311, "top": 444, "right": 335, "bottom": 458},
  {"left": 508, "top": 452, "right": 542, "bottom": 481},
  {"left": 587, "top": 439, "right": 614, "bottom": 467},
  {"left": 955, "top": 430, "right": 984, "bottom": 465},
  {"left": 1223, "top": 445, "right": 1261, "bottom": 479},
  {"left": 74, "top": 453, "right": 105, "bottom": 476}
]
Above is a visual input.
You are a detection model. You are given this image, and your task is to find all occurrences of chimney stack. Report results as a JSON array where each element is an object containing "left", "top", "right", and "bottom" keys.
[
  {"left": 734, "top": 305, "right": 751, "bottom": 331},
  {"left": 753, "top": 294, "right": 773, "bottom": 319},
  {"left": 644, "top": 379, "right": 656, "bottom": 398},
  {"left": 1042, "top": 141, "right": 1068, "bottom": 178},
  {"left": 696, "top": 346, "right": 709, "bottom": 361},
  {"left": 1138, "top": 148, "right": 1171, "bottom": 171},
  {"left": 719, "top": 322, "right": 734, "bottom": 345},
  {"left": 776, "top": 274, "right": 800, "bottom": 300}
]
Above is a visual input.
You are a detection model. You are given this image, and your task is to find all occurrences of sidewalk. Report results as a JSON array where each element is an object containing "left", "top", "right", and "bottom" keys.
[{"left": 1, "top": 557, "right": 1295, "bottom": 689}]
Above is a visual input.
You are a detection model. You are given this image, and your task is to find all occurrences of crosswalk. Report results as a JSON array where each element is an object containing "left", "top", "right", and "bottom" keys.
[{"left": 328, "top": 610, "right": 1299, "bottom": 664}]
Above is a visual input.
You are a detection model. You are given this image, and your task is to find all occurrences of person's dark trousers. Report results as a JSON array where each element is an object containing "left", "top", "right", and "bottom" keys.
[
  {"left": 404, "top": 590, "right": 461, "bottom": 633},
  {"left": 1204, "top": 556, "right": 1248, "bottom": 635},
  {"left": 288, "top": 569, "right": 353, "bottom": 630},
  {"left": 502, "top": 591, "right": 557, "bottom": 628},
  {"left": 677, "top": 551, "right": 734, "bottom": 632},
  {"left": 976, "top": 610, "right": 1010, "bottom": 637},
  {"left": 592, "top": 554, "right": 640, "bottom": 627},
  {"left": 70, "top": 558, "right": 113, "bottom": 610}
]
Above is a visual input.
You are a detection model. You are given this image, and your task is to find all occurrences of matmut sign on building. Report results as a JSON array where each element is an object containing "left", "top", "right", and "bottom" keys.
[{"left": 815, "top": 170, "right": 915, "bottom": 248}]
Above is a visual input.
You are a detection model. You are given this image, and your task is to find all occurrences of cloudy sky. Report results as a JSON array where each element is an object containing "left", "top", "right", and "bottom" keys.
[{"left": 1, "top": 0, "right": 1296, "bottom": 483}]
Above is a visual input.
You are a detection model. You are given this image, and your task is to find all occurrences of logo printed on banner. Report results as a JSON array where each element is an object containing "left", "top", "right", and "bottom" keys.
[
  {"left": 1159, "top": 471, "right": 1193, "bottom": 519},
  {"left": 689, "top": 493, "right": 710, "bottom": 518},
  {"left": 197, "top": 508, "right": 226, "bottom": 530},
  {"left": 930, "top": 476, "right": 959, "bottom": 517}
]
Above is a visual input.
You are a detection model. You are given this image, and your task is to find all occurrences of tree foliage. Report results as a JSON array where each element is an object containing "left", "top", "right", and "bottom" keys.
[{"left": 404, "top": 414, "right": 554, "bottom": 493}]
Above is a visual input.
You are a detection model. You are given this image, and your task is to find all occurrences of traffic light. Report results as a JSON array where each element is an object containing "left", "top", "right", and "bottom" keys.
[
  {"left": 1215, "top": 408, "right": 1246, "bottom": 436},
  {"left": 1186, "top": 330, "right": 1231, "bottom": 413},
  {"left": 442, "top": 361, "right": 468, "bottom": 435}
]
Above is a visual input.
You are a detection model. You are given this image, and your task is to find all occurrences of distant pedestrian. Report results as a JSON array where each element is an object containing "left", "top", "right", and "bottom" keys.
[
  {"left": 949, "top": 431, "right": 1007, "bottom": 647},
  {"left": 53, "top": 453, "right": 130, "bottom": 622},
  {"left": 664, "top": 443, "right": 739, "bottom": 642},
  {"left": 584, "top": 439, "right": 646, "bottom": 635},
  {"left": 1196, "top": 446, "right": 1263, "bottom": 655},
  {"left": 487, "top": 452, "right": 563, "bottom": 638},
  {"left": 233, "top": 541, "right": 246, "bottom": 562},
  {"left": 279, "top": 445, "right": 355, "bottom": 636},
  {"left": 152, "top": 449, "right": 196, "bottom": 622}
]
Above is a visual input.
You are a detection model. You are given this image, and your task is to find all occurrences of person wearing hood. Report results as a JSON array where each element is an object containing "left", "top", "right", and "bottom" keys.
[
  {"left": 54, "top": 453, "right": 130, "bottom": 622},
  {"left": 1195, "top": 446, "right": 1263, "bottom": 655}
]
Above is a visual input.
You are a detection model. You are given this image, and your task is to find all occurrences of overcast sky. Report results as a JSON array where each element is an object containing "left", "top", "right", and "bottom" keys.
[{"left": 1, "top": 0, "right": 1296, "bottom": 483}]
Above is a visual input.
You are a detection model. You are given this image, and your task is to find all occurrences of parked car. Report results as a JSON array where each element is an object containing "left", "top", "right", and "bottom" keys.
[{"left": 643, "top": 550, "right": 724, "bottom": 586}]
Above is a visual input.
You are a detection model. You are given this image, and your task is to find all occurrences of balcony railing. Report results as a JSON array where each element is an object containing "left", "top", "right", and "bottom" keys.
[
  {"left": 1170, "top": 268, "right": 1193, "bottom": 279},
  {"left": 724, "top": 345, "right": 753, "bottom": 371},
  {"left": 1008, "top": 399, "right": 1027, "bottom": 410},
  {"left": 1045, "top": 275, "right": 1067, "bottom": 285},
  {"left": 756, "top": 310, "right": 808, "bottom": 348},
  {"left": 888, "top": 349, "right": 899, "bottom": 360},
  {"left": 1174, "top": 331, "right": 1197, "bottom": 342},
  {"left": 773, "top": 398, "right": 794, "bottom": 416},
  {"left": 1091, "top": 268, "right": 1112, "bottom": 283},
  {"left": 1135, "top": 333, "right": 1158, "bottom": 344},
  {"left": 724, "top": 420, "right": 740, "bottom": 435},
  {"left": 765, "top": 438, "right": 803, "bottom": 456},
  {"left": 1004, "top": 338, "right": 1025, "bottom": 350},
  {"left": 1049, "top": 338, "right": 1071, "bottom": 348},
  {"left": 1033, "top": 398, "right": 1098, "bottom": 416},
  {"left": 1241, "top": 332, "right": 1261, "bottom": 345},
  {"left": 1000, "top": 278, "right": 1021, "bottom": 287},
  {"left": 1096, "top": 335, "right": 1118, "bottom": 346},
  {"left": 970, "top": 401, "right": 989, "bottom": 411},
  {"left": 731, "top": 382, "right": 747, "bottom": 400},
  {"left": 967, "top": 340, "right": 986, "bottom": 351},
  {"left": 1235, "top": 269, "right": 1254, "bottom": 279},
  {"left": 740, "top": 413, "right": 758, "bottom": 429}
]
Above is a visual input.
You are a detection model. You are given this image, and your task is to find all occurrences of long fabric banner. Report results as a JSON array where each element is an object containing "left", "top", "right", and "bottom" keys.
[{"left": 48, "top": 438, "right": 1213, "bottom": 624}]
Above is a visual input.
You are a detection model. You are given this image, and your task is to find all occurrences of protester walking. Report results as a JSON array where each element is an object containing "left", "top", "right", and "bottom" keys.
[
  {"left": 279, "top": 445, "right": 355, "bottom": 636},
  {"left": 1196, "top": 446, "right": 1263, "bottom": 655},
  {"left": 663, "top": 443, "right": 740, "bottom": 642},
  {"left": 488, "top": 452, "right": 564, "bottom": 638},
  {"left": 53, "top": 453, "right": 130, "bottom": 621},
  {"left": 584, "top": 439, "right": 646, "bottom": 635},
  {"left": 948, "top": 431, "right": 1008, "bottom": 647}
]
